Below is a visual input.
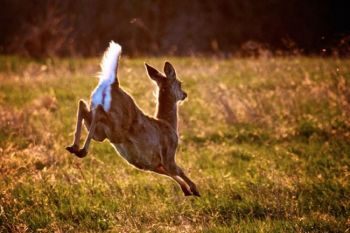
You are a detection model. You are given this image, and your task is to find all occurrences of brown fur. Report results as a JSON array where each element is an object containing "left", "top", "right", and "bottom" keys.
[{"left": 66, "top": 62, "right": 200, "bottom": 196}]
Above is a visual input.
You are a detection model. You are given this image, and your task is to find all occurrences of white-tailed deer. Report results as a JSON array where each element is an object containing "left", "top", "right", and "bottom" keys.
[{"left": 66, "top": 41, "right": 200, "bottom": 196}]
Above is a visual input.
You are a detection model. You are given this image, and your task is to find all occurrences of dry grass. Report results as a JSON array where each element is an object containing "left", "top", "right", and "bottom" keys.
[{"left": 0, "top": 55, "right": 349, "bottom": 232}]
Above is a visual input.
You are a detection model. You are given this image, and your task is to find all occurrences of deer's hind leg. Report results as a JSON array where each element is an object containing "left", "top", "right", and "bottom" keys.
[
  {"left": 66, "top": 100, "right": 91, "bottom": 155},
  {"left": 82, "top": 112, "right": 107, "bottom": 142},
  {"left": 74, "top": 105, "right": 107, "bottom": 157}
]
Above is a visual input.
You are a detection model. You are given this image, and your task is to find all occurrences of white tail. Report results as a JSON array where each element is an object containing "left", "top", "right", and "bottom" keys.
[
  {"left": 99, "top": 41, "right": 122, "bottom": 85},
  {"left": 91, "top": 41, "right": 122, "bottom": 112}
]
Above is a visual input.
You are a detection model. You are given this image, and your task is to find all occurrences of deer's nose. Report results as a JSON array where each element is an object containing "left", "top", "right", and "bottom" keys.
[{"left": 182, "top": 92, "right": 187, "bottom": 100}]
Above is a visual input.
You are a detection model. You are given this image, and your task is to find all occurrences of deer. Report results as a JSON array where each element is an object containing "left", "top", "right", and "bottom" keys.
[{"left": 66, "top": 41, "right": 200, "bottom": 196}]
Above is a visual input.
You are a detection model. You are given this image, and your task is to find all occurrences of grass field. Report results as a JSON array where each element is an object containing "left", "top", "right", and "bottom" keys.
[{"left": 0, "top": 55, "right": 349, "bottom": 232}]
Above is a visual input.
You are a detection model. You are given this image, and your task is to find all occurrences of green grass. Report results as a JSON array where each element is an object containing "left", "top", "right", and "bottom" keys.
[{"left": 0, "top": 55, "right": 349, "bottom": 232}]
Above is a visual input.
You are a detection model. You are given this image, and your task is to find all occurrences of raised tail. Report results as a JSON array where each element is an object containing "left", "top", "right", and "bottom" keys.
[
  {"left": 99, "top": 41, "right": 122, "bottom": 85},
  {"left": 91, "top": 41, "right": 122, "bottom": 112}
]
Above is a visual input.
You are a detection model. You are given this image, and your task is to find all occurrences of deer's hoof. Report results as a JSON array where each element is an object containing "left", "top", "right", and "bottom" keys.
[
  {"left": 66, "top": 145, "right": 79, "bottom": 154},
  {"left": 184, "top": 192, "right": 192, "bottom": 196},
  {"left": 182, "top": 188, "right": 192, "bottom": 196},
  {"left": 75, "top": 148, "right": 87, "bottom": 158},
  {"left": 192, "top": 190, "right": 201, "bottom": 197}
]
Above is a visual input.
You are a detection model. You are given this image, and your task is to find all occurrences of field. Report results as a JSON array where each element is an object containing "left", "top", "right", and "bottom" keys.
[{"left": 0, "top": 55, "right": 349, "bottom": 232}]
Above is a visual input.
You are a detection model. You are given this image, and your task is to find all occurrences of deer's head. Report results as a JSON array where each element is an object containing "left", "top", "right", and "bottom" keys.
[{"left": 145, "top": 62, "right": 187, "bottom": 102}]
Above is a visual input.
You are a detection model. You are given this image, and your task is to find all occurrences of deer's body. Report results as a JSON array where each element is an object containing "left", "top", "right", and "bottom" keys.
[
  {"left": 91, "top": 83, "right": 178, "bottom": 171},
  {"left": 66, "top": 42, "right": 199, "bottom": 196}
]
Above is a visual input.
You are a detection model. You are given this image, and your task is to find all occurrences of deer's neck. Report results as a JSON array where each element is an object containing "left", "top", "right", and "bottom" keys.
[{"left": 156, "top": 92, "right": 178, "bottom": 131}]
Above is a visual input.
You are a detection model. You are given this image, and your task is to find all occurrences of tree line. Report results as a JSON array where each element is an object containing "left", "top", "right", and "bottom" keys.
[{"left": 0, "top": 0, "right": 349, "bottom": 57}]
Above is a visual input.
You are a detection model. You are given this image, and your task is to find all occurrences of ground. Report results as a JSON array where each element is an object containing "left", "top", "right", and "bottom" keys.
[{"left": 0, "top": 56, "right": 349, "bottom": 232}]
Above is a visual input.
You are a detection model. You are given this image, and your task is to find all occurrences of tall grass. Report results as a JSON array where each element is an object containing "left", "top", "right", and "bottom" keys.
[{"left": 0, "top": 56, "right": 349, "bottom": 232}]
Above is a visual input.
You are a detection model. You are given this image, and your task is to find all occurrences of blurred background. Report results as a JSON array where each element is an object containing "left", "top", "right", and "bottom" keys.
[{"left": 0, "top": 0, "right": 349, "bottom": 58}]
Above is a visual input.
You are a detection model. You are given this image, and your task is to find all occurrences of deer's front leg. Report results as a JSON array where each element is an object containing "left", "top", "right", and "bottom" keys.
[{"left": 66, "top": 100, "right": 91, "bottom": 155}]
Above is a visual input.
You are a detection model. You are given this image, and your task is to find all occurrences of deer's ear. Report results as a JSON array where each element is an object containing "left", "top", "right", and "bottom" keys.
[
  {"left": 164, "top": 61, "right": 176, "bottom": 80},
  {"left": 145, "top": 63, "right": 164, "bottom": 83}
]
